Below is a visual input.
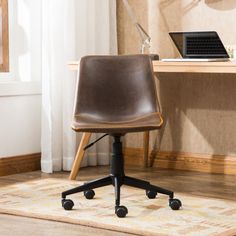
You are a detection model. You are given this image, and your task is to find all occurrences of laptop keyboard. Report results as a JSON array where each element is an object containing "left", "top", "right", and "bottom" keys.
[{"left": 186, "top": 36, "right": 226, "bottom": 55}]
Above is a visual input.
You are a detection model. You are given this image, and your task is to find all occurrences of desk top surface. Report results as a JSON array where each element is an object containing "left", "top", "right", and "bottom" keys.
[{"left": 68, "top": 60, "right": 236, "bottom": 74}]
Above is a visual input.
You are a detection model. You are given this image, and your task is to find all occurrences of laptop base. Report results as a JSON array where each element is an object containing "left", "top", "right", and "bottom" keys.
[{"left": 161, "top": 58, "right": 230, "bottom": 62}]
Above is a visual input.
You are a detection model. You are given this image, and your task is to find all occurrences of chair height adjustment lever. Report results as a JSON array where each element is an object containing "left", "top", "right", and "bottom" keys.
[{"left": 83, "top": 134, "right": 108, "bottom": 151}]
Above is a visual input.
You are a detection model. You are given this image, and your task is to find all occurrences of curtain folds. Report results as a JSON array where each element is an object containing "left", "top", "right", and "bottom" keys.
[{"left": 41, "top": 0, "right": 117, "bottom": 173}]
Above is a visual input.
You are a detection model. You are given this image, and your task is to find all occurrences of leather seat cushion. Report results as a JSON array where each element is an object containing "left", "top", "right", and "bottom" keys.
[{"left": 72, "top": 112, "right": 163, "bottom": 133}]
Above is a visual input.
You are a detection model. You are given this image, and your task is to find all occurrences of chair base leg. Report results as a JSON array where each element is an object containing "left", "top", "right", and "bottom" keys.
[{"left": 61, "top": 135, "right": 182, "bottom": 217}]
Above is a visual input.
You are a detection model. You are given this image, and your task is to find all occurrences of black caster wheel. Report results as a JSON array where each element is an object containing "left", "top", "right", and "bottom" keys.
[
  {"left": 84, "top": 190, "right": 95, "bottom": 199},
  {"left": 115, "top": 205, "right": 128, "bottom": 218},
  {"left": 62, "top": 199, "right": 74, "bottom": 210},
  {"left": 146, "top": 190, "right": 157, "bottom": 199},
  {"left": 169, "top": 198, "right": 182, "bottom": 210}
]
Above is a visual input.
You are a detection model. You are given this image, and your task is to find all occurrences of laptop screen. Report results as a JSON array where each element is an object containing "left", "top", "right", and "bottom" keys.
[{"left": 169, "top": 31, "right": 229, "bottom": 59}]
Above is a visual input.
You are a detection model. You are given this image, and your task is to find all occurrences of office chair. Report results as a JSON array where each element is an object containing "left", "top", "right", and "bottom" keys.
[{"left": 61, "top": 55, "right": 181, "bottom": 217}]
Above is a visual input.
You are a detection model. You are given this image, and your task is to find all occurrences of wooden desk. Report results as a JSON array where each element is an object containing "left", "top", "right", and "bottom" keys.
[
  {"left": 69, "top": 60, "right": 236, "bottom": 74},
  {"left": 68, "top": 60, "right": 236, "bottom": 180},
  {"left": 153, "top": 60, "right": 236, "bottom": 73}
]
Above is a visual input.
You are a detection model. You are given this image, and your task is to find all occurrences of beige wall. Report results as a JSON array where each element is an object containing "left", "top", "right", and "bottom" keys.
[{"left": 117, "top": 0, "right": 236, "bottom": 156}]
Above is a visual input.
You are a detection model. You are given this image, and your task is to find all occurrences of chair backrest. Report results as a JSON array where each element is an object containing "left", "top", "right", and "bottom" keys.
[{"left": 74, "top": 55, "right": 159, "bottom": 122}]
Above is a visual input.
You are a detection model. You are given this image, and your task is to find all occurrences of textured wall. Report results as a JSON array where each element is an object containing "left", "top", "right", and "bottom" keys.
[{"left": 117, "top": 0, "right": 236, "bottom": 156}]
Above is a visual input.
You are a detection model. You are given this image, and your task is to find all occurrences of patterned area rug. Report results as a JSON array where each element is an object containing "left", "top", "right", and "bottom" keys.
[{"left": 0, "top": 178, "right": 236, "bottom": 236}]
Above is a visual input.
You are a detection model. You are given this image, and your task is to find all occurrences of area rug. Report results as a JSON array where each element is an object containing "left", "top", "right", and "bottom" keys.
[{"left": 0, "top": 178, "right": 236, "bottom": 236}]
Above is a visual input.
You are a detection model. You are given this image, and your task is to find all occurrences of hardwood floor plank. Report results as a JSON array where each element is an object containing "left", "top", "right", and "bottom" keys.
[{"left": 0, "top": 214, "right": 131, "bottom": 236}]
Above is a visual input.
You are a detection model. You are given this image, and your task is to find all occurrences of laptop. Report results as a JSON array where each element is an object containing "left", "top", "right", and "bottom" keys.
[{"left": 162, "top": 31, "right": 230, "bottom": 62}]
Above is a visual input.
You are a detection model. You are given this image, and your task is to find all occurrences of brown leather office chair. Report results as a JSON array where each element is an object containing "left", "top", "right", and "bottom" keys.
[{"left": 62, "top": 55, "right": 181, "bottom": 217}]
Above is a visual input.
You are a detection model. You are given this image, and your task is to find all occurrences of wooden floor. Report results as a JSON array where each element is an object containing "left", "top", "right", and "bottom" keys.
[{"left": 0, "top": 166, "right": 236, "bottom": 236}]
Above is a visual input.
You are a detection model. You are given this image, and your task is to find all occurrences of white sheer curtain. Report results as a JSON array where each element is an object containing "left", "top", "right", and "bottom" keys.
[{"left": 41, "top": 0, "right": 117, "bottom": 173}]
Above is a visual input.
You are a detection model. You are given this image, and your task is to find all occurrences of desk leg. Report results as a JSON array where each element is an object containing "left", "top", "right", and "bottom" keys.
[
  {"left": 69, "top": 132, "right": 92, "bottom": 180},
  {"left": 143, "top": 131, "right": 149, "bottom": 167}
]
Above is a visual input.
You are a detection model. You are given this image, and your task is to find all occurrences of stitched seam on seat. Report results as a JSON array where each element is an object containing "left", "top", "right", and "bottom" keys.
[
  {"left": 74, "top": 112, "right": 162, "bottom": 123},
  {"left": 71, "top": 116, "right": 163, "bottom": 131}
]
